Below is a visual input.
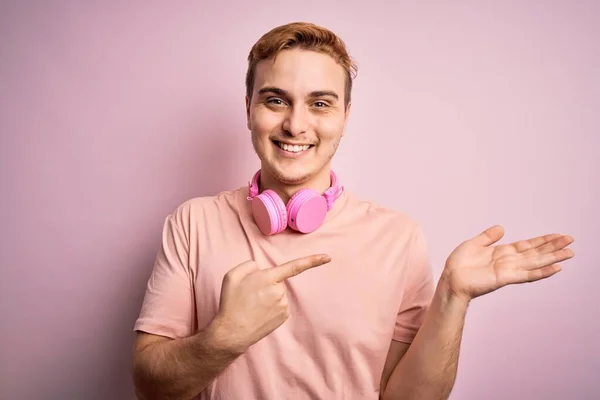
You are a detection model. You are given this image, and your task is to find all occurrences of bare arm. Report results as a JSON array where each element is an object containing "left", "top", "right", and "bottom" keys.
[
  {"left": 379, "top": 341, "right": 410, "bottom": 397},
  {"left": 381, "top": 228, "right": 573, "bottom": 399},
  {"left": 132, "top": 318, "right": 241, "bottom": 400},
  {"left": 381, "top": 276, "right": 467, "bottom": 400},
  {"left": 132, "top": 254, "right": 332, "bottom": 400}
]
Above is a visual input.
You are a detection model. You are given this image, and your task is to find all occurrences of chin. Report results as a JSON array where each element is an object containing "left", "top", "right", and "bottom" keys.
[
  {"left": 254, "top": 141, "right": 334, "bottom": 186},
  {"left": 269, "top": 164, "right": 314, "bottom": 185}
]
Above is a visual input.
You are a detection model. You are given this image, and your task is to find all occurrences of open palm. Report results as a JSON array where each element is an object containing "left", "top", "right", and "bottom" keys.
[{"left": 444, "top": 225, "right": 575, "bottom": 301}]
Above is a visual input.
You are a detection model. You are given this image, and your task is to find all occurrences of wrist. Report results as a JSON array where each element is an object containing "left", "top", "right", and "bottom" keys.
[
  {"left": 437, "top": 270, "right": 472, "bottom": 310},
  {"left": 199, "top": 315, "right": 247, "bottom": 358}
]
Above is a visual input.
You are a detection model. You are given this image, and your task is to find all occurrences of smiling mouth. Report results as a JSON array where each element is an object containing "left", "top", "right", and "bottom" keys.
[{"left": 272, "top": 140, "right": 315, "bottom": 153}]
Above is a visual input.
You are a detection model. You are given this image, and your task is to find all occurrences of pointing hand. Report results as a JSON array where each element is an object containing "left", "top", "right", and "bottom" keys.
[{"left": 214, "top": 254, "right": 331, "bottom": 353}]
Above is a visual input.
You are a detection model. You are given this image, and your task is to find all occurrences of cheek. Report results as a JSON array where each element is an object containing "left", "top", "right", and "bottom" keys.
[
  {"left": 251, "top": 109, "right": 282, "bottom": 136},
  {"left": 316, "top": 117, "right": 345, "bottom": 141}
]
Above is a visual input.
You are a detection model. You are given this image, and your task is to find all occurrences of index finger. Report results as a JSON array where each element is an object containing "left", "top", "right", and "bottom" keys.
[{"left": 268, "top": 254, "right": 332, "bottom": 282}]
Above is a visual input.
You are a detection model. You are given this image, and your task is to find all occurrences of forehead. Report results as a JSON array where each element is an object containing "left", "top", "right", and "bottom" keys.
[{"left": 253, "top": 49, "right": 346, "bottom": 96}]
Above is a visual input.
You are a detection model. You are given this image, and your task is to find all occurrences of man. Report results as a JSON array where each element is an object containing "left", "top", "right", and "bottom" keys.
[{"left": 131, "top": 22, "right": 575, "bottom": 400}]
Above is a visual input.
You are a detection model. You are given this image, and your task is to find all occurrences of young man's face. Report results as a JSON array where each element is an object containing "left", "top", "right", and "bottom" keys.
[{"left": 246, "top": 49, "right": 350, "bottom": 187}]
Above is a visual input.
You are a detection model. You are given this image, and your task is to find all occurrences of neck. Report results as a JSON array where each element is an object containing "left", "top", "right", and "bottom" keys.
[{"left": 258, "top": 166, "right": 332, "bottom": 204}]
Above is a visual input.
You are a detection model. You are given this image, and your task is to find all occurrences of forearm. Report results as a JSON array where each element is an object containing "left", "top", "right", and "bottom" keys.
[
  {"left": 383, "top": 275, "right": 470, "bottom": 400},
  {"left": 132, "top": 319, "right": 242, "bottom": 400}
]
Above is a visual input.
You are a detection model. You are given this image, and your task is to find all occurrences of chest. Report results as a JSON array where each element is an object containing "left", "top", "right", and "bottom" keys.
[{"left": 192, "top": 227, "right": 410, "bottom": 351}]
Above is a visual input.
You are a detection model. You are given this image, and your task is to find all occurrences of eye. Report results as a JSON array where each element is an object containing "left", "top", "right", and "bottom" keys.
[
  {"left": 313, "top": 101, "right": 328, "bottom": 108},
  {"left": 267, "top": 98, "right": 286, "bottom": 106}
]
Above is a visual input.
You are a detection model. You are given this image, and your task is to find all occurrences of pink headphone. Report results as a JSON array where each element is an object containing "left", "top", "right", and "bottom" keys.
[{"left": 247, "top": 170, "right": 344, "bottom": 235}]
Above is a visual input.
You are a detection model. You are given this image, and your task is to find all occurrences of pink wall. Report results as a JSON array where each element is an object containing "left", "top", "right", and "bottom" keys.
[{"left": 1, "top": 2, "right": 598, "bottom": 399}]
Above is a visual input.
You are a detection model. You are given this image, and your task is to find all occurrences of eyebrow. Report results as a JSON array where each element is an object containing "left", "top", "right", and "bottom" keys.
[{"left": 258, "top": 87, "right": 339, "bottom": 100}]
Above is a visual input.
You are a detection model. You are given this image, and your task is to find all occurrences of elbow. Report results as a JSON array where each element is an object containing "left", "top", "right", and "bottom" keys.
[
  {"left": 380, "top": 390, "right": 404, "bottom": 400},
  {"left": 381, "top": 386, "right": 450, "bottom": 400},
  {"left": 131, "top": 365, "right": 152, "bottom": 400},
  {"left": 132, "top": 372, "right": 164, "bottom": 400},
  {"left": 380, "top": 385, "right": 406, "bottom": 400},
  {"left": 133, "top": 385, "right": 149, "bottom": 400},
  {"left": 131, "top": 352, "right": 162, "bottom": 400}
]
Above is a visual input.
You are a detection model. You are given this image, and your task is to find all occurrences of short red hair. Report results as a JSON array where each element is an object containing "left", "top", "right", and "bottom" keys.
[{"left": 245, "top": 22, "right": 358, "bottom": 106}]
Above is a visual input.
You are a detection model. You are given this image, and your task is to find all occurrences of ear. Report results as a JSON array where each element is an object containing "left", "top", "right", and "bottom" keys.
[{"left": 245, "top": 95, "right": 251, "bottom": 130}]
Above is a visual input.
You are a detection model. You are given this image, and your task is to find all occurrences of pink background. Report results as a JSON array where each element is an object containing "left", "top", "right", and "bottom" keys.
[{"left": 1, "top": 2, "right": 598, "bottom": 399}]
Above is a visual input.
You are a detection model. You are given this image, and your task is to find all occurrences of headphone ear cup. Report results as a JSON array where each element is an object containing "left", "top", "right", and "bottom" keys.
[
  {"left": 287, "top": 189, "right": 327, "bottom": 233},
  {"left": 251, "top": 190, "right": 287, "bottom": 235}
]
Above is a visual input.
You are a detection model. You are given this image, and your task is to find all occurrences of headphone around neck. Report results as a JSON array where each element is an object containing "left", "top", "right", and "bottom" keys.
[{"left": 247, "top": 169, "right": 344, "bottom": 236}]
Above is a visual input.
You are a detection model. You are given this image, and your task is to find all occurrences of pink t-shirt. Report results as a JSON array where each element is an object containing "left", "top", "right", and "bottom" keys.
[{"left": 134, "top": 185, "right": 435, "bottom": 399}]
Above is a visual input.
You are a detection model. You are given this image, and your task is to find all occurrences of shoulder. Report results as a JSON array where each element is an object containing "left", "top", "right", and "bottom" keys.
[
  {"left": 164, "top": 187, "right": 242, "bottom": 229},
  {"left": 341, "top": 192, "right": 432, "bottom": 276},
  {"left": 345, "top": 191, "right": 423, "bottom": 237}
]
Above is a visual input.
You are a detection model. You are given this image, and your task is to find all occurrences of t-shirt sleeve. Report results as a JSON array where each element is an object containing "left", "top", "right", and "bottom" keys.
[
  {"left": 393, "top": 224, "right": 436, "bottom": 343},
  {"left": 133, "top": 209, "right": 196, "bottom": 339}
]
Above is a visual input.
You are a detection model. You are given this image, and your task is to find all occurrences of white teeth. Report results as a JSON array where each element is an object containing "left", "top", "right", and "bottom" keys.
[{"left": 277, "top": 142, "right": 311, "bottom": 153}]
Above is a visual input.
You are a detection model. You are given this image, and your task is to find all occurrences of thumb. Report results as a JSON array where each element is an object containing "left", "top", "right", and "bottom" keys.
[
  {"left": 471, "top": 225, "right": 505, "bottom": 247},
  {"left": 224, "top": 260, "right": 260, "bottom": 282}
]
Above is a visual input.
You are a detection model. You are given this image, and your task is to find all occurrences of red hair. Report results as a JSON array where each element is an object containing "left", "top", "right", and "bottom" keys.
[{"left": 245, "top": 22, "right": 358, "bottom": 106}]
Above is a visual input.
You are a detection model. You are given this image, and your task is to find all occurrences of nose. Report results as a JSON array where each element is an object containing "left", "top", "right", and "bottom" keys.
[{"left": 282, "top": 105, "right": 309, "bottom": 136}]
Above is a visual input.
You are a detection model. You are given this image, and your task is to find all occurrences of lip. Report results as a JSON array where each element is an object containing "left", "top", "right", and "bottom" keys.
[
  {"left": 272, "top": 140, "right": 314, "bottom": 146},
  {"left": 272, "top": 140, "right": 314, "bottom": 158}
]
